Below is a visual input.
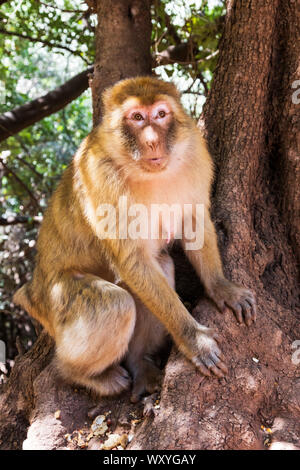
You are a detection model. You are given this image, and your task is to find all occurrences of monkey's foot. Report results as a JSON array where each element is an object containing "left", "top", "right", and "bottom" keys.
[
  {"left": 180, "top": 326, "right": 228, "bottom": 378},
  {"left": 207, "top": 278, "right": 257, "bottom": 326},
  {"left": 142, "top": 392, "right": 159, "bottom": 417},
  {"left": 130, "top": 359, "right": 163, "bottom": 404},
  {"left": 95, "top": 364, "right": 132, "bottom": 396}
]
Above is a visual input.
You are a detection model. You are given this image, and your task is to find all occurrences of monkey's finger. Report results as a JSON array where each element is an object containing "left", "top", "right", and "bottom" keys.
[
  {"left": 209, "top": 365, "right": 225, "bottom": 378},
  {"left": 229, "top": 303, "right": 243, "bottom": 324},
  {"left": 245, "top": 289, "right": 255, "bottom": 301},
  {"left": 241, "top": 301, "right": 253, "bottom": 326},
  {"left": 246, "top": 298, "right": 257, "bottom": 323},
  {"left": 212, "top": 332, "right": 222, "bottom": 344},
  {"left": 193, "top": 359, "right": 211, "bottom": 377},
  {"left": 216, "top": 360, "right": 228, "bottom": 375},
  {"left": 216, "top": 351, "right": 226, "bottom": 362},
  {"left": 215, "top": 299, "right": 226, "bottom": 313},
  {"left": 203, "top": 358, "right": 227, "bottom": 378},
  {"left": 211, "top": 351, "right": 227, "bottom": 370},
  {"left": 209, "top": 354, "right": 228, "bottom": 375},
  {"left": 143, "top": 403, "right": 155, "bottom": 418}
]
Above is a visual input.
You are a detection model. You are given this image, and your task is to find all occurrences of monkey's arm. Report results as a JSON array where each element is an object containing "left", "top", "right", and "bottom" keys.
[
  {"left": 105, "top": 240, "right": 227, "bottom": 377},
  {"left": 182, "top": 210, "right": 256, "bottom": 326}
]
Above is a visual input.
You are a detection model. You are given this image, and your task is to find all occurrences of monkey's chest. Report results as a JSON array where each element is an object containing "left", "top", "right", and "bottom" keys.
[
  {"left": 131, "top": 176, "right": 201, "bottom": 249},
  {"left": 143, "top": 199, "right": 194, "bottom": 249}
]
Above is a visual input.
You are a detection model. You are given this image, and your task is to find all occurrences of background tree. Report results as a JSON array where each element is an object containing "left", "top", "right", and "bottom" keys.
[{"left": 0, "top": 0, "right": 299, "bottom": 450}]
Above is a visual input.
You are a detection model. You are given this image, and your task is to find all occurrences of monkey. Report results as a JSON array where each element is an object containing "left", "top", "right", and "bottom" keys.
[{"left": 13, "top": 76, "right": 256, "bottom": 402}]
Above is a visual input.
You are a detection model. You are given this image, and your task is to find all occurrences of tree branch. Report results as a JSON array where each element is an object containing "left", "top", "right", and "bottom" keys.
[
  {"left": 153, "top": 42, "right": 195, "bottom": 66},
  {"left": 0, "top": 41, "right": 211, "bottom": 142},
  {"left": 153, "top": 43, "right": 219, "bottom": 67},
  {"left": 0, "top": 66, "right": 93, "bottom": 142},
  {"left": 0, "top": 28, "right": 83, "bottom": 56},
  {"left": 0, "top": 215, "right": 41, "bottom": 225},
  {"left": 0, "top": 158, "right": 40, "bottom": 208},
  {"left": 155, "top": 0, "right": 181, "bottom": 46}
]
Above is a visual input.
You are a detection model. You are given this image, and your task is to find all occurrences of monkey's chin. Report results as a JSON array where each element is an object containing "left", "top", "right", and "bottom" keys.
[{"left": 141, "top": 156, "right": 169, "bottom": 172}]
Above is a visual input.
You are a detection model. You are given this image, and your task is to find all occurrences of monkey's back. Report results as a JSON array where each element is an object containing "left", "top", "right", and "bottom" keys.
[{"left": 14, "top": 161, "right": 115, "bottom": 334}]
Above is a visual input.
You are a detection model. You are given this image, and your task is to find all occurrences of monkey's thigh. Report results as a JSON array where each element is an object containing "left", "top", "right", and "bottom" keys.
[
  {"left": 125, "top": 252, "right": 175, "bottom": 402},
  {"left": 54, "top": 273, "right": 136, "bottom": 395}
]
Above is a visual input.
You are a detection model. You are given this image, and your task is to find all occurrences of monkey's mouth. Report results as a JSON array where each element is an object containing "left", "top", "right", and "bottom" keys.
[
  {"left": 144, "top": 156, "right": 168, "bottom": 169},
  {"left": 149, "top": 157, "right": 163, "bottom": 164},
  {"left": 140, "top": 156, "right": 168, "bottom": 172}
]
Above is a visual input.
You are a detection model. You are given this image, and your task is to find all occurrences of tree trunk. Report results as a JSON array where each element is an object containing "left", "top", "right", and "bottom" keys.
[
  {"left": 91, "top": 0, "right": 152, "bottom": 125},
  {"left": 0, "top": 0, "right": 299, "bottom": 450},
  {"left": 129, "top": 0, "right": 300, "bottom": 450}
]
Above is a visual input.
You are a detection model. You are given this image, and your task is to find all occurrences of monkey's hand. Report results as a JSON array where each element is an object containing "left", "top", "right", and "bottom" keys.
[
  {"left": 207, "top": 278, "right": 257, "bottom": 326},
  {"left": 179, "top": 325, "right": 228, "bottom": 378}
]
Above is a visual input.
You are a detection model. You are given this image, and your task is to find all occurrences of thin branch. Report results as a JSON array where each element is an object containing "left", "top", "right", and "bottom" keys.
[
  {"left": 0, "top": 158, "right": 40, "bottom": 208},
  {"left": 153, "top": 43, "right": 219, "bottom": 67},
  {"left": 0, "top": 215, "right": 42, "bottom": 225},
  {"left": 153, "top": 42, "right": 193, "bottom": 66},
  {"left": 182, "top": 90, "right": 202, "bottom": 96},
  {"left": 15, "top": 336, "right": 25, "bottom": 356},
  {"left": 0, "top": 28, "right": 89, "bottom": 62},
  {"left": 13, "top": 154, "right": 46, "bottom": 183},
  {"left": 155, "top": 0, "right": 181, "bottom": 45},
  {"left": 10, "top": 135, "right": 51, "bottom": 186},
  {"left": 0, "top": 215, "right": 28, "bottom": 225},
  {"left": 197, "top": 72, "right": 209, "bottom": 96},
  {"left": 0, "top": 66, "right": 93, "bottom": 142}
]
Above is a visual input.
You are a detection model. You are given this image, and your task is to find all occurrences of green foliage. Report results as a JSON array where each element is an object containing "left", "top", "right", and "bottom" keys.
[
  {"left": 0, "top": 0, "right": 95, "bottom": 217},
  {"left": 152, "top": 0, "right": 225, "bottom": 113}
]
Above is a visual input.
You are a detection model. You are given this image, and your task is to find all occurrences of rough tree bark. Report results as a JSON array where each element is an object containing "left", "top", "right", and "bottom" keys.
[
  {"left": 129, "top": 0, "right": 300, "bottom": 450},
  {"left": 0, "top": 0, "right": 299, "bottom": 450}
]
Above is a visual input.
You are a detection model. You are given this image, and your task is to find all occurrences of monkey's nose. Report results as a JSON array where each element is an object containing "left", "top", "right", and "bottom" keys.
[
  {"left": 143, "top": 126, "right": 159, "bottom": 152},
  {"left": 146, "top": 140, "right": 159, "bottom": 152}
]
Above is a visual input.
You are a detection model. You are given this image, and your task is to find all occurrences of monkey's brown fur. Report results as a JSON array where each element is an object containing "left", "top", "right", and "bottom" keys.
[{"left": 14, "top": 77, "right": 256, "bottom": 401}]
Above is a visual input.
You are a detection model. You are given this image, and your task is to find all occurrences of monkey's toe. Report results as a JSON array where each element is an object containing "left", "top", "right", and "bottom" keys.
[
  {"left": 193, "top": 339, "right": 228, "bottom": 378},
  {"left": 130, "top": 360, "right": 163, "bottom": 403},
  {"left": 97, "top": 364, "right": 132, "bottom": 396},
  {"left": 227, "top": 294, "right": 257, "bottom": 326}
]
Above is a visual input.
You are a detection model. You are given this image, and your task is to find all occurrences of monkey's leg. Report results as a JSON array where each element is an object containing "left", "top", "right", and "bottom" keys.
[
  {"left": 125, "top": 252, "right": 175, "bottom": 403},
  {"left": 184, "top": 212, "right": 256, "bottom": 326},
  {"left": 54, "top": 273, "right": 136, "bottom": 396}
]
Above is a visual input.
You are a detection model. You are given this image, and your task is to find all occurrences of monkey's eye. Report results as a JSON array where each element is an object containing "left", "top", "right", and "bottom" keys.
[
  {"left": 158, "top": 110, "right": 166, "bottom": 118},
  {"left": 132, "top": 113, "right": 144, "bottom": 121}
]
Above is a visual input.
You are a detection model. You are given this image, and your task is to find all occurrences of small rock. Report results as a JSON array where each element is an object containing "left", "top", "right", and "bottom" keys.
[
  {"left": 101, "top": 433, "right": 128, "bottom": 450},
  {"left": 91, "top": 415, "right": 108, "bottom": 436}
]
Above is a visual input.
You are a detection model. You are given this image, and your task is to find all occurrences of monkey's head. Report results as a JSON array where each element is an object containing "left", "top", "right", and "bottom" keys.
[{"left": 101, "top": 77, "right": 193, "bottom": 176}]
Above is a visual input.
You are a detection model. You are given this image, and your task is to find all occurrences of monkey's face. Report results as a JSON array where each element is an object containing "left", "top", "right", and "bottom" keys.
[{"left": 121, "top": 100, "right": 176, "bottom": 173}]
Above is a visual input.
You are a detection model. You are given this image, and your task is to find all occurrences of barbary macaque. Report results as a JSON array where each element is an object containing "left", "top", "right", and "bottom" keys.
[{"left": 13, "top": 77, "right": 256, "bottom": 402}]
